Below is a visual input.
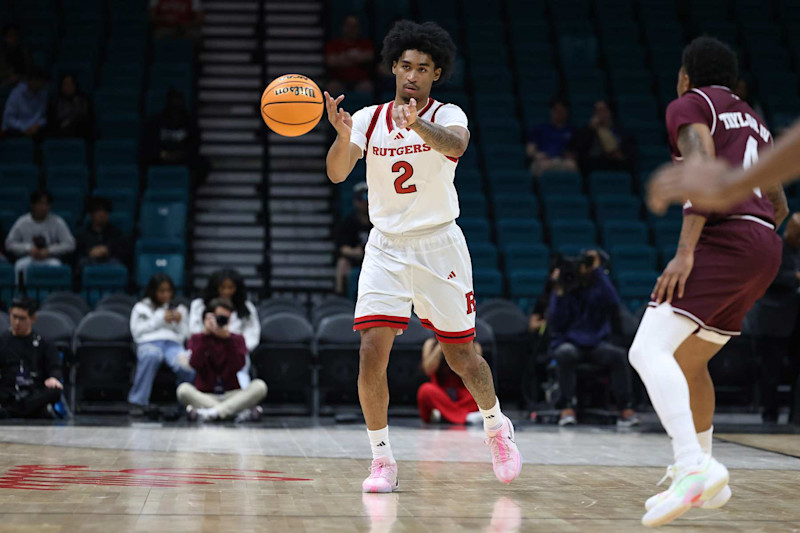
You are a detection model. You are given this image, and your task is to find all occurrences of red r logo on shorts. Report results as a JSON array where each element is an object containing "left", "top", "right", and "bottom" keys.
[{"left": 465, "top": 292, "right": 476, "bottom": 314}]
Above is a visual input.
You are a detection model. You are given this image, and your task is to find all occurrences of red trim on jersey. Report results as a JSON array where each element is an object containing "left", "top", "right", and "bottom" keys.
[
  {"left": 420, "top": 319, "right": 476, "bottom": 343},
  {"left": 418, "top": 97, "right": 434, "bottom": 117},
  {"left": 386, "top": 102, "right": 395, "bottom": 133},
  {"left": 445, "top": 155, "right": 459, "bottom": 163},
  {"left": 365, "top": 104, "right": 384, "bottom": 149},
  {"left": 353, "top": 314, "right": 410, "bottom": 331},
  {"left": 430, "top": 102, "right": 445, "bottom": 123}
]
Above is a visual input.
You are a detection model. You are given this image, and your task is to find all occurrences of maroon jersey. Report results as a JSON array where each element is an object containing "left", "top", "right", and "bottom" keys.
[{"left": 666, "top": 85, "right": 775, "bottom": 224}]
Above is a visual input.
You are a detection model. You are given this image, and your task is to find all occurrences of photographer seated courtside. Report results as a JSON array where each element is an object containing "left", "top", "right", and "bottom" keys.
[
  {"left": 547, "top": 250, "right": 638, "bottom": 427},
  {"left": 177, "top": 297, "right": 267, "bottom": 422}
]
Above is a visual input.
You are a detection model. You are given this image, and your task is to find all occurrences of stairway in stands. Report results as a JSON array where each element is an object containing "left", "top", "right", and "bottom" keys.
[
  {"left": 194, "top": 1, "right": 266, "bottom": 296},
  {"left": 262, "top": 1, "right": 334, "bottom": 301}
]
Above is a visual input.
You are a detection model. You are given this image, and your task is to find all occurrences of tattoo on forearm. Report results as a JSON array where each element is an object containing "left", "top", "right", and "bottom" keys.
[
  {"left": 410, "top": 118, "right": 465, "bottom": 157},
  {"left": 677, "top": 125, "right": 711, "bottom": 158}
]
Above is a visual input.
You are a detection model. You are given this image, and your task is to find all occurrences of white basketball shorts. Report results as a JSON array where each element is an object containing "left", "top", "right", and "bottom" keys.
[{"left": 353, "top": 221, "right": 477, "bottom": 344}]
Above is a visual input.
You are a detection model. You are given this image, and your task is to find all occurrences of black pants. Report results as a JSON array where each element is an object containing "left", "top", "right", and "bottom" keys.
[
  {"left": 552, "top": 341, "right": 633, "bottom": 409},
  {"left": 752, "top": 335, "right": 790, "bottom": 418},
  {"left": 5, "top": 387, "right": 61, "bottom": 418}
]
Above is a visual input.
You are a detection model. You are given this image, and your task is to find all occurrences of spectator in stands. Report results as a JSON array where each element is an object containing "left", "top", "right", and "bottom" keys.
[
  {"left": 0, "top": 24, "right": 33, "bottom": 88},
  {"left": 547, "top": 250, "right": 638, "bottom": 426},
  {"left": 128, "top": 273, "right": 193, "bottom": 416},
  {"left": 324, "top": 15, "right": 375, "bottom": 95},
  {"left": 0, "top": 297, "right": 63, "bottom": 418},
  {"left": 1, "top": 66, "right": 47, "bottom": 139},
  {"left": 189, "top": 268, "right": 260, "bottom": 387},
  {"left": 47, "top": 74, "right": 91, "bottom": 139},
  {"left": 5, "top": 190, "right": 75, "bottom": 280},
  {"left": 75, "top": 197, "right": 132, "bottom": 273},
  {"left": 149, "top": 0, "right": 204, "bottom": 42},
  {"left": 527, "top": 98, "right": 578, "bottom": 177},
  {"left": 567, "top": 99, "right": 635, "bottom": 176},
  {"left": 418, "top": 338, "right": 483, "bottom": 425},
  {"left": 178, "top": 297, "right": 267, "bottom": 422},
  {"left": 141, "top": 88, "right": 207, "bottom": 181},
  {"left": 334, "top": 182, "right": 372, "bottom": 295},
  {"left": 749, "top": 213, "right": 800, "bottom": 423}
]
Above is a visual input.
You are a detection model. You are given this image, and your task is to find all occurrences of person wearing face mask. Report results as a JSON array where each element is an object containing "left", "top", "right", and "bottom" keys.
[
  {"left": 188, "top": 269, "right": 260, "bottom": 387},
  {"left": 567, "top": 99, "right": 635, "bottom": 176},
  {"left": 178, "top": 297, "right": 267, "bottom": 423},
  {"left": 47, "top": 73, "right": 91, "bottom": 139}
]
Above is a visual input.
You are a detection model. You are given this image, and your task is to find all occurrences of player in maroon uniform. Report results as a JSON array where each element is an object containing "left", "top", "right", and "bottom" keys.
[{"left": 627, "top": 37, "right": 789, "bottom": 527}]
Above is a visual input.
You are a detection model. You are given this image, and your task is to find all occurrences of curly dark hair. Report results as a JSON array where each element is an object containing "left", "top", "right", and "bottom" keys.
[
  {"left": 381, "top": 20, "right": 457, "bottom": 82},
  {"left": 201, "top": 268, "right": 251, "bottom": 319},
  {"left": 682, "top": 36, "right": 738, "bottom": 89}
]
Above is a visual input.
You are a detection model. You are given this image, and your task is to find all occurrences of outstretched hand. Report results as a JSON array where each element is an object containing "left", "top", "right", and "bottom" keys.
[
  {"left": 324, "top": 91, "right": 352, "bottom": 138},
  {"left": 647, "top": 157, "right": 733, "bottom": 215},
  {"left": 392, "top": 97, "right": 418, "bottom": 129}
]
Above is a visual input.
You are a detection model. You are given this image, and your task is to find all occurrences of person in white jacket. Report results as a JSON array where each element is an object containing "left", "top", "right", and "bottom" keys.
[
  {"left": 189, "top": 268, "right": 260, "bottom": 387},
  {"left": 128, "top": 273, "right": 194, "bottom": 409}
]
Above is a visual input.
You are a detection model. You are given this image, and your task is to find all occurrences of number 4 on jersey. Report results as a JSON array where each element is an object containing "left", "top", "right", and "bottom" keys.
[
  {"left": 392, "top": 161, "right": 416, "bottom": 194},
  {"left": 744, "top": 136, "right": 762, "bottom": 198}
]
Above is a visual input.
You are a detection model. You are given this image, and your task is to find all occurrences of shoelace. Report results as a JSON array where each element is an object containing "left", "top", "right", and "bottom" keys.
[
  {"left": 485, "top": 434, "right": 509, "bottom": 463},
  {"left": 368, "top": 462, "right": 392, "bottom": 479},
  {"left": 657, "top": 465, "right": 678, "bottom": 487}
]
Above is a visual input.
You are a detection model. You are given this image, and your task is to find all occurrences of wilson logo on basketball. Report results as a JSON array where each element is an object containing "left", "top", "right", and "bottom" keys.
[{"left": 274, "top": 86, "right": 317, "bottom": 98}]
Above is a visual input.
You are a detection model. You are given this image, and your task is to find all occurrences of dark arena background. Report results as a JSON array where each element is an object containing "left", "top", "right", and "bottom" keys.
[{"left": 0, "top": 0, "right": 798, "bottom": 531}]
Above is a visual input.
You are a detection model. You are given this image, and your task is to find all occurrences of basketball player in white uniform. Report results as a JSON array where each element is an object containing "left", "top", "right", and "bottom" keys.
[{"left": 324, "top": 20, "right": 522, "bottom": 493}]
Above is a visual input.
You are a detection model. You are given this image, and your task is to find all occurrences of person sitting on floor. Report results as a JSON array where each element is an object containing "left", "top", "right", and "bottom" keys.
[
  {"left": 0, "top": 297, "right": 63, "bottom": 418},
  {"left": 178, "top": 297, "right": 267, "bottom": 423},
  {"left": 417, "top": 338, "right": 484, "bottom": 425}
]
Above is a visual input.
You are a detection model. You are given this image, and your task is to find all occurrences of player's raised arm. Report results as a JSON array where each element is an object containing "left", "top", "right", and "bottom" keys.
[
  {"left": 648, "top": 118, "right": 800, "bottom": 214},
  {"left": 324, "top": 91, "right": 362, "bottom": 183},
  {"left": 395, "top": 98, "right": 469, "bottom": 158}
]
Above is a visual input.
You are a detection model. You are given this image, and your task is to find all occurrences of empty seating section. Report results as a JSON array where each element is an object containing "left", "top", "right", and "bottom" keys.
[{"left": 0, "top": 0, "right": 192, "bottom": 299}]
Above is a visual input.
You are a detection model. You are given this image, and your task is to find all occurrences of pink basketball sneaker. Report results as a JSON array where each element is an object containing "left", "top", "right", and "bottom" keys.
[
  {"left": 485, "top": 415, "right": 522, "bottom": 484},
  {"left": 362, "top": 458, "right": 399, "bottom": 493}
]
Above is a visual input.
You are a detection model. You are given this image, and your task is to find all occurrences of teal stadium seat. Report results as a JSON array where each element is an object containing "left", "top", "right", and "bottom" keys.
[
  {"left": 616, "top": 270, "right": 659, "bottom": 311},
  {"left": 543, "top": 195, "right": 591, "bottom": 223},
  {"left": 96, "top": 165, "right": 139, "bottom": 190},
  {"left": 96, "top": 113, "right": 141, "bottom": 139},
  {"left": 492, "top": 194, "right": 539, "bottom": 220},
  {"left": 653, "top": 219, "right": 682, "bottom": 249},
  {"left": 611, "top": 244, "right": 658, "bottom": 271},
  {"left": 589, "top": 171, "right": 633, "bottom": 197},
  {"left": 136, "top": 252, "right": 185, "bottom": 288},
  {"left": 82, "top": 264, "right": 129, "bottom": 305},
  {"left": 503, "top": 244, "right": 551, "bottom": 271},
  {"left": 0, "top": 164, "right": 40, "bottom": 193},
  {"left": 95, "top": 139, "right": 138, "bottom": 168},
  {"left": 549, "top": 220, "right": 597, "bottom": 250},
  {"left": 509, "top": 268, "right": 550, "bottom": 308},
  {"left": 538, "top": 170, "right": 582, "bottom": 196},
  {"left": 460, "top": 194, "right": 487, "bottom": 217},
  {"left": 459, "top": 217, "right": 491, "bottom": 243},
  {"left": 601, "top": 220, "right": 649, "bottom": 248},
  {"left": 46, "top": 165, "right": 90, "bottom": 196},
  {"left": 470, "top": 242, "right": 499, "bottom": 269},
  {"left": 139, "top": 202, "right": 187, "bottom": 238},
  {"left": 497, "top": 219, "right": 543, "bottom": 247},
  {"left": 143, "top": 188, "right": 189, "bottom": 203},
  {"left": 473, "top": 268, "right": 504, "bottom": 298},
  {"left": 487, "top": 170, "right": 531, "bottom": 196},
  {"left": 146, "top": 166, "right": 190, "bottom": 191},
  {"left": 26, "top": 264, "right": 72, "bottom": 300},
  {"left": 49, "top": 186, "right": 85, "bottom": 222},
  {"left": 0, "top": 138, "right": 34, "bottom": 164},
  {"left": 92, "top": 187, "right": 137, "bottom": 217},
  {"left": 594, "top": 194, "right": 641, "bottom": 221},
  {"left": 0, "top": 187, "right": 29, "bottom": 217},
  {"left": 0, "top": 262, "right": 15, "bottom": 302}
]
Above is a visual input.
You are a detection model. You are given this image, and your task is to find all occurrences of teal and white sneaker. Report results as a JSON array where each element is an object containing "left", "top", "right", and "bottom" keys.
[
  {"left": 642, "top": 455, "right": 729, "bottom": 527},
  {"left": 645, "top": 464, "right": 732, "bottom": 511}
]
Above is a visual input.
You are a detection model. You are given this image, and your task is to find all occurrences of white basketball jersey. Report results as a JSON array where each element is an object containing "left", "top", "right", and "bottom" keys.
[{"left": 349, "top": 98, "right": 469, "bottom": 234}]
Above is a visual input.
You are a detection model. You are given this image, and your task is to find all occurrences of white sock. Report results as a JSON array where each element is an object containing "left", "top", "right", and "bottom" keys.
[
  {"left": 480, "top": 398, "right": 504, "bottom": 432},
  {"left": 628, "top": 304, "right": 705, "bottom": 469},
  {"left": 697, "top": 426, "right": 713, "bottom": 455},
  {"left": 466, "top": 411, "right": 483, "bottom": 425},
  {"left": 367, "top": 427, "right": 395, "bottom": 464},
  {"left": 197, "top": 407, "right": 219, "bottom": 421}
]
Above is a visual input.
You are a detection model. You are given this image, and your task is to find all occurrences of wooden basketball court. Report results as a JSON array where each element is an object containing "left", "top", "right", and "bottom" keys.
[{"left": 0, "top": 422, "right": 798, "bottom": 532}]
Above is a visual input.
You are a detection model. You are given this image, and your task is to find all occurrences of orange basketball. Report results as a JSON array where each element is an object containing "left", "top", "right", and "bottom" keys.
[{"left": 260, "top": 74, "right": 324, "bottom": 137}]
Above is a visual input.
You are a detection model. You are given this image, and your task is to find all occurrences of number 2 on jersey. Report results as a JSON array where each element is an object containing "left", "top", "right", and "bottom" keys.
[
  {"left": 392, "top": 161, "right": 417, "bottom": 194},
  {"left": 744, "top": 136, "right": 762, "bottom": 198}
]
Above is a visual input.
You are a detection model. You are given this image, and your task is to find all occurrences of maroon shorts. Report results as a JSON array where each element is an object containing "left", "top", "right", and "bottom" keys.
[{"left": 650, "top": 218, "right": 782, "bottom": 337}]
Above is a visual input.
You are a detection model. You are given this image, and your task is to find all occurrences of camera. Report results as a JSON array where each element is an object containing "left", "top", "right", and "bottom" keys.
[
  {"left": 32, "top": 235, "right": 46, "bottom": 249},
  {"left": 215, "top": 315, "right": 229, "bottom": 327},
  {"left": 556, "top": 253, "right": 595, "bottom": 293}
]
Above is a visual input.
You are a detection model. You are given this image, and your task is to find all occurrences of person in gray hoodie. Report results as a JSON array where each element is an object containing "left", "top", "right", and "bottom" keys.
[{"left": 4, "top": 190, "right": 75, "bottom": 279}]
